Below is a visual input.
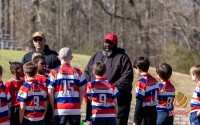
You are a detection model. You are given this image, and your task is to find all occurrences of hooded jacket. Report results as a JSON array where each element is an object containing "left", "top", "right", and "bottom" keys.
[
  {"left": 21, "top": 45, "right": 60, "bottom": 69},
  {"left": 84, "top": 47, "right": 133, "bottom": 93}
]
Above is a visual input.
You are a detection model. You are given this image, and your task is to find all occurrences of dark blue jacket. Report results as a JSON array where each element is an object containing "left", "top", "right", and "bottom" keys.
[{"left": 22, "top": 45, "right": 60, "bottom": 69}]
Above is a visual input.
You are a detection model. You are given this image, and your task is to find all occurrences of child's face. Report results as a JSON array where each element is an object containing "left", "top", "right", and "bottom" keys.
[
  {"left": 134, "top": 67, "right": 141, "bottom": 77},
  {"left": 16, "top": 67, "right": 24, "bottom": 77},
  {"left": 191, "top": 73, "right": 198, "bottom": 82},
  {"left": 37, "top": 60, "right": 46, "bottom": 74},
  {"left": 156, "top": 74, "right": 161, "bottom": 80}
]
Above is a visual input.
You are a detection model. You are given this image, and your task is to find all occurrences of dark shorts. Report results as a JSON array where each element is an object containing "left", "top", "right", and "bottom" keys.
[
  {"left": 190, "top": 111, "right": 200, "bottom": 125},
  {"left": 54, "top": 115, "right": 80, "bottom": 125},
  {"left": 157, "top": 111, "right": 174, "bottom": 125},
  {"left": 21, "top": 118, "right": 44, "bottom": 125},
  {"left": 10, "top": 106, "right": 20, "bottom": 125},
  {"left": 92, "top": 117, "right": 117, "bottom": 125},
  {"left": 44, "top": 104, "right": 53, "bottom": 124}
]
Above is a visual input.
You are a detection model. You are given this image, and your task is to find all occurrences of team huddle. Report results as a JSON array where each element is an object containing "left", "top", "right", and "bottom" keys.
[{"left": 0, "top": 31, "right": 200, "bottom": 125}]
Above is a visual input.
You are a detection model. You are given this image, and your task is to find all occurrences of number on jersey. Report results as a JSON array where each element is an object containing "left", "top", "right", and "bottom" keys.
[
  {"left": 63, "top": 80, "right": 74, "bottom": 96},
  {"left": 166, "top": 97, "right": 174, "bottom": 109},
  {"left": 99, "top": 94, "right": 107, "bottom": 106},
  {"left": 34, "top": 96, "right": 39, "bottom": 109}
]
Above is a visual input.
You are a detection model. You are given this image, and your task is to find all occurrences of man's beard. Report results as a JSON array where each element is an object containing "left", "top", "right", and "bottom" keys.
[{"left": 103, "top": 50, "right": 112, "bottom": 57}]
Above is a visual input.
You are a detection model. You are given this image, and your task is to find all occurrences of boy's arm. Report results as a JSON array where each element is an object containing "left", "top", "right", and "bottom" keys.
[
  {"left": 43, "top": 100, "right": 48, "bottom": 115},
  {"left": 133, "top": 98, "right": 142, "bottom": 124},
  {"left": 19, "top": 102, "right": 26, "bottom": 124},
  {"left": 48, "top": 88, "right": 54, "bottom": 111},
  {"left": 79, "top": 85, "right": 85, "bottom": 106},
  {"left": 113, "top": 98, "right": 118, "bottom": 115}
]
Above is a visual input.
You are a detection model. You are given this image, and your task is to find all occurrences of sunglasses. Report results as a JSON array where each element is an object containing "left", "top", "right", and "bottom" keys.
[
  {"left": 105, "top": 40, "right": 114, "bottom": 45},
  {"left": 33, "top": 37, "right": 44, "bottom": 42}
]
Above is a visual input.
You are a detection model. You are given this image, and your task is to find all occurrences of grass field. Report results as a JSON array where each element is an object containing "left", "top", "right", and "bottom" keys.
[
  {"left": 0, "top": 49, "right": 91, "bottom": 82},
  {"left": 0, "top": 49, "right": 195, "bottom": 124}
]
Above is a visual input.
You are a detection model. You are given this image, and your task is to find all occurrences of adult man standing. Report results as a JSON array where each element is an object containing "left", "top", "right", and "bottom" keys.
[
  {"left": 21, "top": 31, "right": 60, "bottom": 125},
  {"left": 22, "top": 31, "right": 60, "bottom": 69},
  {"left": 84, "top": 33, "right": 133, "bottom": 125}
]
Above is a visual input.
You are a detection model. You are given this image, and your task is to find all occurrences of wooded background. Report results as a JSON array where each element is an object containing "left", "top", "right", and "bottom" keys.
[{"left": 1, "top": 0, "right": 200, "bottom": 73}]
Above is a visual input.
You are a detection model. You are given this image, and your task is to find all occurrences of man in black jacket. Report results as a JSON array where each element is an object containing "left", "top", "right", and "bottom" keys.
[
  {"left": 22, "top": 31, "right": 60, "bottom": 69},
  {"left": 84, "top": 33, "right": 133, "bottom": 125},
  {"left": 21, "top": 31, "right": 60, "bottom": 125}
]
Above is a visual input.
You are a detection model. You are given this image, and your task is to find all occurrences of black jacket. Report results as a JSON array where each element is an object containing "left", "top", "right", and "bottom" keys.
[
  {"left": 21, "top": 45, "right": 60, "bottom": 69},
  {"left": 84, "top": 47, "right": 134, "bottom": 93}
]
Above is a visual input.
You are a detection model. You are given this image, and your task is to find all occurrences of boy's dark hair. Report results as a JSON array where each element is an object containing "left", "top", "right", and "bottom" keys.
[
  {"left": 156, "top": 63, "right": 172, "bottom": 80},
  {"left": 0, "top": 65, "right": 3, "bottom": 74},
  {"left": 9, "top": 61, "right": 23, "bottom": 74},
  {"left": 93, "top": 61, "right": 106, "bottom": 76},
  {"left": 133, "top": 57, "right": 150, "bottom": 72},
  {"left": 31, "top": 51, "right": 45, "bottom": 59},
  {"left": 23, "top": 61, "right": 37, "bottom": 77},
  {"left": 32, "top": 55, "right": 45, "bottom": 65}
]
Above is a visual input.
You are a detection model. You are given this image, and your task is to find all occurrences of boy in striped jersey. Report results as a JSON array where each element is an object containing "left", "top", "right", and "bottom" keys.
[
  {"left": 47, "top": 47, "right": 87, "bottom": 125},
  {"left": 86, "top": 61, "right": 120, "bottom": 125},
  {"left": 190, "top": 65, "right": 200, "bottom": 125},
  {"left": 32, "top": 55, "right": 53, "bottom": 125},
  {"left": 17, "top": 62, "right": 48, "bottom": 125},
  {"left": 133, "top": 57, "right": 159, "bottom": 125},
  {"left": 156, "top": 63, "right": 175, "bottom": 125},
  {"left": 5, "top": 62, "right": 24, "bottom": 125},
  {"left": 0, "top": 65, "right": 11, "bottom": 125}
]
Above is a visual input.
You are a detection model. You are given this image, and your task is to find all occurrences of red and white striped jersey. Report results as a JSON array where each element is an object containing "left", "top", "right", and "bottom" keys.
[
  {"left": 190, "top": 84, "right": 200, "bottom": 112},
  {"left": 0, "top": 81, "right": 11, "bottom": 125},
  {"left": 5, "top": 78, "right": 24, "bottom": 106},
  {"left": 47, "top": 63, "right": 87, "bottom": 116},
  {"left": 36, "top": 74, "right": 48, "bottom": 90},
  {"left": 86, "top": 77, "right": 120, "bottom": 118},
  {"left": 17, "top": 79, "right": 48, "bottom": 121},
  {"left": 157, "top": 80, "right": 175, "bottom": 112},
  {"left": 135, "top": 73, "right": 159, "bottom": 107}
]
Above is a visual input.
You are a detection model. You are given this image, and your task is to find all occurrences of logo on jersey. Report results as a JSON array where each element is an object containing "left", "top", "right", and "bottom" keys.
[
  {"left": 94, "top": 83, "right": 110, "bottom": 90},
  {"left": 18, "top": 91, "right": 25, "bottom": 97}
]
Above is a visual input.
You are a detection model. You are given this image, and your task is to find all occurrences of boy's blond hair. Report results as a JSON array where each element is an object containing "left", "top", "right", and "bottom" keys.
[
  {"left": 23, "top": 61, "right": 37, "bottom": 77},
  {"left": 190, "top": 65, "right": 200, "bottom": 77},
  {"left": 58, "top": 47, "right": 72, "bottom": 60}
]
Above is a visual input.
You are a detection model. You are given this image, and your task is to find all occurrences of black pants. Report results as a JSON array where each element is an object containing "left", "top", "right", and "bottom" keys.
[
  {"left": 117, "top": 92, "right": 132, "bottom": 125},
  {"left": 44, "top": 103, "right": 54, "bottom": 125},
  {"left": 85, "top": 99, "right": 92, "bottom": 121},
  {"left": 85, "top": 92, "right": 132, "bottom": 125},
  {"left": 10, "top": 106, "right": 20, "bottom": 125},
  {"left": 139, "top": 106, "right": 157, "bottom": 125}
]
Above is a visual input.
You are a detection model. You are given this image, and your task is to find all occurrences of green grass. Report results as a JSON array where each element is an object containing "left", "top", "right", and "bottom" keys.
[
  {"left": 0, "top": 50, "right": 26, "bottom": 81},
  {"left": 0, "top": 49, "right": 195, "bottom": 110},
  {"left": 0, "top": 50, "right": 90, "bottom": 82}
]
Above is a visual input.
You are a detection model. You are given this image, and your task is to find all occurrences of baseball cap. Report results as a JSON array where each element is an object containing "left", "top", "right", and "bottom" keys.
[
  {"left": 33, "top": 31, "right": 45, "bottom": 38},
  {"left": 104, "top": 33, "right": 118, "bottom": 44}
]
